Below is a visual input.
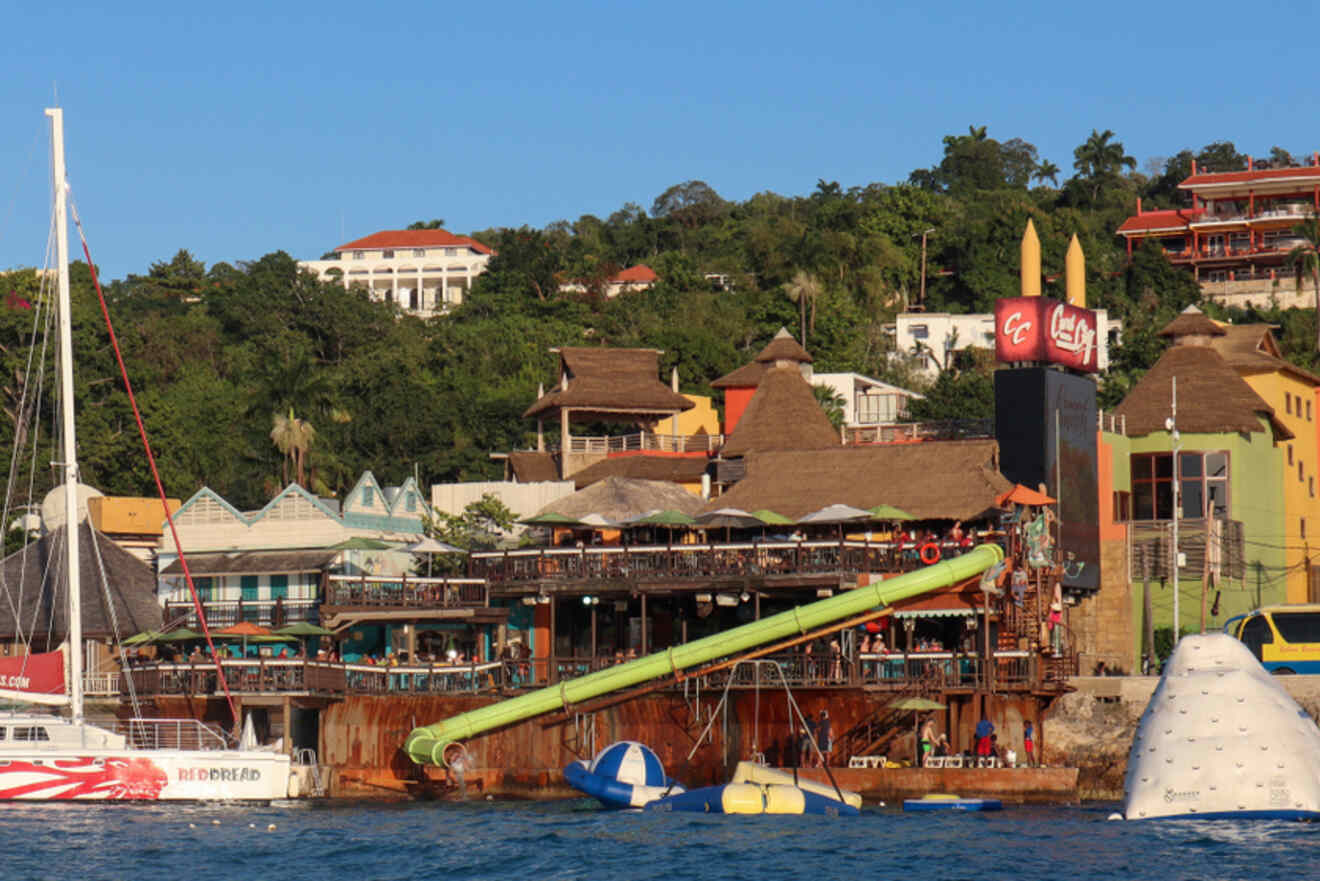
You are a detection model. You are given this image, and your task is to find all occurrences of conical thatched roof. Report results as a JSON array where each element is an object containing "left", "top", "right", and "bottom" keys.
[
  {"left": 711, "top": 440, "right": 1012, "bottom": 521},
  {"left": 720, "top": 367, "right": 840, "bottom": 456},
  {"left": 535, "top": 476, "right": 705, "bottom": 521},
  {"left": 712, "top": 328, "right": 812, "bottom": 388},
  {"left": 1113, "top": 345, "right": 1291, "bottom": 439},
  {"left": 1158, "top": 305, "right": 1226, "bottom": 340},
  {"left": 0, "top": 522, "right": 162, "bottom": 643}
]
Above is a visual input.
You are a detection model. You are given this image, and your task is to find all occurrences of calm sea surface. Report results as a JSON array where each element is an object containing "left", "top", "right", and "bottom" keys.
[{"left": 3, "top": 798, "right": 1317, "bottom": 881}]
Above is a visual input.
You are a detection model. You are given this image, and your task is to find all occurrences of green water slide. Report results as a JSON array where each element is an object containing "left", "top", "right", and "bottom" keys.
[{"left": 404, "top": 543, "right": 1004, "bottom": 766}]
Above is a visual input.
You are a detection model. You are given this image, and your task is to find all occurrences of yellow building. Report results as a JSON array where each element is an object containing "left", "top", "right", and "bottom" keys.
[
  {"left": 656, "top": 394, "right": 720, "bottom": 438},
  {"left": 1211, "top": 322, "right": 1320, "bottom": 602}
]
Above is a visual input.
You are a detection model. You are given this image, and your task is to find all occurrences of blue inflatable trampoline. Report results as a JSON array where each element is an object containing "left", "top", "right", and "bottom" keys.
[{"left": 563, "top": 741, "right": 685, "bottom": 809}]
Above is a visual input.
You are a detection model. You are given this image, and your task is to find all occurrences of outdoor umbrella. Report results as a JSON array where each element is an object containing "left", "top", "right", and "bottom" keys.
[
  {"left": 154, "top": 627, "right": 205, "bottom": 643},
  {"left": 627, "top": 509, "right": 695, "bottom": 544},
  {"left": 994, "top": 484, "right": 1055, "bottom": 507},
  {"left": 407, "top": 536, "right": 465, "bottom": 576},
  {"left": 750, "top": 509, "right": 794, "bottom": 525},
  {"left": 517, "top": 512, "right": 583, "bottom": 527},
  {"left": 867, "top": 504, "right": 916, "bottom": 522},
  {"left": 330, "top": 536, "right": 395, "bottom": 550},
  {"left": 275, "top": 621, "right": 336, "bottom": 656},
  {"left": 216, "top": 621, "right": 279, "bottom": 657},
  {"left": 122, "top": 629, "right": 164, "bottom": 647},
  {"left": 694, "top": 508, "right": 763, "bottom": 540},
  {"left": 887, "top": 696, "right": 947, "bottom": 764},
  {"left": 797, "top": 503, "right": 874, "bottom": 539}
]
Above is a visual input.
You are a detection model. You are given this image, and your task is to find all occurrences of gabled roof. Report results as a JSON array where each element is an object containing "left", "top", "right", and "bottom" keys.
[
  {"left": 335, "top": 229, "right": 494, "bottom": 255},
  {"left": 249, "top": 482, "right": 343, "bottom": 527},
  {"left": 710, "top": 440, "right": 1012, "bottom": 522},
  {"left": 571, "top": 455, "right": 710, "bottom": 489},
  {"left": 0, "top": 523, "right": 161, "bottom": 641},
  {"left": 711, "top": 328, "right": 812, "bottom": 389},
  {"left": 1116, "top": 208, "right": 1202, "bottom": 236},
  {"left": 173, "top": 487, "right": 251, "bottom": 528},
  {"left": 1181, "top": 166, "right": 1320, "bottom": 190},
  {"left": 720, "top": 367, "right": 839, "bottom": 457},
  {"left": 523, "top": 348, "right": 694, "bottom": 418},
  {"left": 1210, "top": 324, "right": 1320, "bottom": 386},
  {"left": 611, "top": 265, "right": 657, "bottom": 283},
  {"left": 1113, "top": 345, "right": 1292, "bottom": 440}
]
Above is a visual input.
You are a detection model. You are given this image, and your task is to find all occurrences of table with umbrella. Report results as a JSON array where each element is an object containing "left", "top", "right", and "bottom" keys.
[{"left": 887, "top": 695, "right": 947, "bottom": 766}]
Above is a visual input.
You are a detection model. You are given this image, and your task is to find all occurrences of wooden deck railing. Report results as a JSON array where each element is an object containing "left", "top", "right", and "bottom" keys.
[
  {"left": 323, "top": 574, "right": 488, "bottom": 608},
  {"left": 469, "top": 539, "right": 986, "bottom": 585}
]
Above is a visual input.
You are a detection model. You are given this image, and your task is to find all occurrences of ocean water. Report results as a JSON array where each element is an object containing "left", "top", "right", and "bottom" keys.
[{"left": 3, "top": 798, "right": 1317, "bottom": 881}]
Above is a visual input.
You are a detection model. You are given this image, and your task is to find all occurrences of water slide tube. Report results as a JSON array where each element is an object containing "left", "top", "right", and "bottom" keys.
[{"left": 404, "top": 543, "right": 1004, "bottom": 766}]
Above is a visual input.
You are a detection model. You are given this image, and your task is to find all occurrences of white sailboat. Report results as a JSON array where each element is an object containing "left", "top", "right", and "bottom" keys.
[{"left": 0, "top": 108, "right": 292, "bottom": 800}]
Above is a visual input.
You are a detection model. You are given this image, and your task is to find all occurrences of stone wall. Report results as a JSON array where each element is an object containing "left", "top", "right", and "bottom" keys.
[{"left": 1068, "top": 537, "right": 1134, "bottom": 674}]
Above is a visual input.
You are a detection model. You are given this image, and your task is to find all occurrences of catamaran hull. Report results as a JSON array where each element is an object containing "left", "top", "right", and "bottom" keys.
[{"left": 0, "top": 750, "right": 291, "bottom": 800}]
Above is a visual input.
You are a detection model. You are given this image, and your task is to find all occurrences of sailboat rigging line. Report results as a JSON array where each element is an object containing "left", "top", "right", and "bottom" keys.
[
  {"left": 86, "top": 518, "right": 144, "bottom": 719},
  {"left": 67, "top": 198, "right": 240, "bottom": 730},
  {"left": 0, "top": 255, "right": 56, "bottom": 633}
]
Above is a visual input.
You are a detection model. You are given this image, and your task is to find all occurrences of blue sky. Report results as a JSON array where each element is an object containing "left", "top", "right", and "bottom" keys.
[{"left": 3, "top": 0, "right": 1319, "bottom": 282}]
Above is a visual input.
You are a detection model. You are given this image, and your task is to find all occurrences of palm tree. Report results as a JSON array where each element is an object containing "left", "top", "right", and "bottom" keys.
[
  {"left": 1034, "top": 160, "right": 1060, "bottom": 187},
  {"left": 1073, "top": 129, "right": 1136, "bottom": 204},
  {"left": 812, "top": 384, "right": 847, "bottom": 432},
  {"left": 784, "top": 271, "right": 823, "bottom": 348},
  {"left": 270, "top": 408, "right": 316, "bottom": 488},
  {"left": 1289, "top": 218, "right": 1320, "bottom": 351}
]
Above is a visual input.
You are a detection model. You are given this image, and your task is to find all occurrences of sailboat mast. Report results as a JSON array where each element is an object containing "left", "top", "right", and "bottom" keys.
[{"left": 47, "top": 107, "right": 83, "bottom": 725}]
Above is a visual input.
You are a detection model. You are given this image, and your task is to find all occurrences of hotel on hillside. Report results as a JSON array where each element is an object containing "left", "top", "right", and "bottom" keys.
[{"left": 1116, "top": 156, "right": 1320, "bottom": 308}]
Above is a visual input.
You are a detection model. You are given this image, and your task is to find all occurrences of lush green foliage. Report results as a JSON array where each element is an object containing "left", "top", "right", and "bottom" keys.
[{"left": 3, "top": 130, "right": 1315, "bottom": 510}]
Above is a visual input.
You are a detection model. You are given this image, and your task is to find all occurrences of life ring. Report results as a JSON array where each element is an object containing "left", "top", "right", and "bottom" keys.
[{"left": 919, "top": 543, "right": 941, "bottom": 565}]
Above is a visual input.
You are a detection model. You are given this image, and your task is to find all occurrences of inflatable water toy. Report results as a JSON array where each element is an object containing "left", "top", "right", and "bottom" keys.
[
  {"left": 563, "top": 741, "right": 684, "bottom": 809},
  {"left": 902, "top": 793, "right": 1002, "bottom": 812},
  {"left": 1123, "top": 632, "right": 1320, "bottom": 820},
  {"left": 648, "top": 762, "right": 861, "bottom": 816}
]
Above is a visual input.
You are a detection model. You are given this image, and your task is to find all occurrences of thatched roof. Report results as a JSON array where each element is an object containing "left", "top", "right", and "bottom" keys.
[
  {"left": 710, "top": 440, "right": 1013, "bottom": 522},
  {"left": 1210, "top": 324, "right": 1320, "bottom": 385},
  {"left": 509, "top": 451, "right": 561, "bottom": 483},
  {"left": 1113, "top": 345, "right": 1292, "bottom": 439},
  {"left": 536, "top": 477, "right": 705, "bottom": 520},
  {"left": 1158, "top": 306, "right": 1226, "bottom": 339},
  {"left": 712, "top": 328, "right": 811, "bottom": 389},
  {"left": 571, "top": 455, "right": 710, "bottom": 489},
  {"left": 0, "top": 522, "right": 161, "bottom": 642},
  {"left": 523, "top": 348, "right": 694, "bottom": 419},
  {"left": 720, "top": 367, "right": 840, "bottom": 457}
]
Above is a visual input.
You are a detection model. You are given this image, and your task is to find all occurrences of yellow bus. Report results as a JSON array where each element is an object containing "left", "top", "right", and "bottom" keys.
[{"left": 1224, "top": 604, "right": 1320, "bottom": 674}]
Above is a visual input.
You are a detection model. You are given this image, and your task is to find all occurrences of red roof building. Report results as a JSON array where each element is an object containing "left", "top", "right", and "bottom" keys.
[{"left": 1117, "top": 156, "right": 1320, "bottom": 308}]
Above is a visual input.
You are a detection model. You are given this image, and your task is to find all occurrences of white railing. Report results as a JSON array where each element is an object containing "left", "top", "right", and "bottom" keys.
[
  {"left": 565, "top": 432, "right": 724, "bottom": 454},
  {"left": 83, "top": 672, "right": 120, "bottom": 696},
  {"left": 1097, "top": 411, "right": 1126, "bottom": 435}
]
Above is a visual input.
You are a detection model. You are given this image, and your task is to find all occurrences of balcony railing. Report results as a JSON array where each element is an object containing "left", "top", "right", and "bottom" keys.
[
  {"left": 162, "top": 598, "right": 320, "bottom": 630},
  {"left": 1127, "top": 518, "right": 1245, "bottom": 582},
  {"left": 845, "top": 420, "right": 994, "bottom": 446},
  {"left": 563, "top": 432, "right": 724, "bottom": 454},
  {"left": 323, "top": 574, "right": 487, "bottom": 609},
  {"left": 468, "top": 539, "right": 988, "bottom": 586},
  {"left": 122, "top": 658, "right": 502, "bottom": 698}
]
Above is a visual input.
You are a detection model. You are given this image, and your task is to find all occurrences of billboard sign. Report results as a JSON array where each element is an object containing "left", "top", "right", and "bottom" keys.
[{"left": 995, "top": 297, "right": 1099, "bottom": 373}]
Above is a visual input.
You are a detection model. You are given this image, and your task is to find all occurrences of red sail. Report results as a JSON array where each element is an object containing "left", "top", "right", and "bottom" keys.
[{"left": 0, "top": 652, "right": 66, "bottom": 704}]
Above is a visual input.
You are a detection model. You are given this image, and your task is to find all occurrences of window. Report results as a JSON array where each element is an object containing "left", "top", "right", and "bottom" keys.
[
  {"left": 1300, "top": 461, "right": 1305, "bottom": 482},
  {"left": 13, "top": 727, "right": 49, "bottom": 742},
  {"left": 1130, "top": 451, "right": 1228, "bottom": 520},
  {"left": 1289, "top": 445, "right": 1295, "bottom": 465},
  {"left": 362, "top": 487, "right": 373, "bottom": 505},
  {"left": 413, "top": 249, "right": 426, "bottom": 257},
  {"left": 1310, "top": 400, "right": 1314, "bottom": 421},
  {"left": 194, "top": 576, "right": 213, "bottom": 602},
  {"left": 1240, "top": 615, "right": 1273, "bottom": 660},
  {"left": 444, "top": 248, "right": 457, "bottom": 256},
  {"left": 0, "top": 727, "right": 6, "bottom": 741},
  {"left": 269, "top": 574, "right": 288, "bottom": 602},
  {"left": 1113, "top": 490, "right": 1131, "bottom": 522},
  {"left": 910, "top": 324, "right": 929, "bottom": 340},
  {"left": 352, "top": 251, "right": 364, "bottom": 260},
  {"left": 405, "top": 493, "right": 416, "bottom": 513},
  {"left": 241, "top": 575, "right": 259, "bottom": 602},
  {"left": 1287, "top": 395, "right": 1293, "bottom": 415},
  {"left": 1311, "top": 477, "right": 1315, "bottom": 498},
  {"left": 1272, "top": 612, "right": 1320, "bottom": 644},
  {"left": 381, "top": 250, "right": 395, "bottom": 258}
]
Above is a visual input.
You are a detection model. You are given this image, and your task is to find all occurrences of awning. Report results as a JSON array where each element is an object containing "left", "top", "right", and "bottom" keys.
[
  {"left": 893, "top": 608, "right": 976, "bottom": 618},
  {"left": 160, "top": 549, "right": 339, "bottom": 576}
]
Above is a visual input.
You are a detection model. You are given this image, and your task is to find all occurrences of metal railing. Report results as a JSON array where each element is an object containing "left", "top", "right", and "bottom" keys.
[
  {"left": 162, "top": 598, "right": 320, "bottom": 629},
  {"left": 845, "top": 420, "right": 994, "bottom": 446},
  {"left": 117, "top": 717, "right": 232, "bottom": 750},
  {"left": 83, "top": 671, "right": 121, "bottom": 696},
  {"left": 564, "top": 432, "right": 724, "bottom": 454},
  {"left": 324, "top": 574, "right": 487, "bottom": 608},
  {"left": 1127, "top": 518, "right": 1245, "bottom": 582},
  {"left": 469, "top": 539, "right": 986, "bottom": 585}
]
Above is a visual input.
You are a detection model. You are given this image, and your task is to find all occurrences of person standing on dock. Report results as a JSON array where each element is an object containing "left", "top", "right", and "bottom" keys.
[
  {"left": 974, "top": 716, "right": 995, "bottom": 757},
  {"left": 816, "top": 710, "right": 832, "bottom": 767},
  {"left": 1023, "top": 721, "right": 1036, "bottom": 767}
]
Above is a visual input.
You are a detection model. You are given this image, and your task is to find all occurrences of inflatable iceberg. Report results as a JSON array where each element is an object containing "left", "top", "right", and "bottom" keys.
[{"left": 1123, "top": 633, "right": 1320, "bottom": 820}]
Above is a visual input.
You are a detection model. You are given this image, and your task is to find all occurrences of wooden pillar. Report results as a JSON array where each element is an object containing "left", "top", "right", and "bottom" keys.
[
  {"left": 560, "top": 408, "right": 570, "bottom": 464},
  {"left": 754, "top": 591, "right": 760, "bottom": 621},
  {"left": 590, "top": 603, "right": 597, "bottom": 659},
  {"left": 405, "top": 623, "right": 416, "bottom": 662},
  {"left": 640, "top": 593, "right": 648, "bottom": 654},
  {"left": 549, "top": 596, "right": 558, "bottom": 684},
  {"left": 282, "top": 695, "right": 292, "bottom": 757}
]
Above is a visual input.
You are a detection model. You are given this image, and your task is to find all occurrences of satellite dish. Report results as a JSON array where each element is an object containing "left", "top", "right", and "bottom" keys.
[{"left": 40, "top": 483, "right": 104, "bottom": 531}]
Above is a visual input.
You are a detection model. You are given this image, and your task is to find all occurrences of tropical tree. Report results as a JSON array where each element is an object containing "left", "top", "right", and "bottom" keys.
[
  {"left": 271, "top": 408, "right": 316, "bottom": 488},
  {"left": 1288, "top": 218, "right": 1320, "bottom": 350},
  {"left": 784, "top": 270, "right": 822, "bottom": 347},
  {"left": 812, "top": 384, "right": 847, "bottom": 432},
  {"left": 1033, "top": 160, "right": 1060, "bottom": 187},
  {"left": 1072, "top": 129, "right": 1136, "bottom": 204}
]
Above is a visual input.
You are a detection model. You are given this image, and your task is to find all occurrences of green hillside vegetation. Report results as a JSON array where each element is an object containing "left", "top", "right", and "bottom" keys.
[{"left": 1, "top": 128, "right": 1315, "bottom": 511}]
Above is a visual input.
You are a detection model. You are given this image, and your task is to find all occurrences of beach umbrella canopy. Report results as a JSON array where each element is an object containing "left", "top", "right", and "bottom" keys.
[
  {"left": 331, "top": 536, "right": 395, "bottom": 550},
  {"left": 628, "top": 509, "right": 696, "bottom": 527},
  {"left": 155, "top": 627, "right": 205, "bottom": 643},
  {"left": 750, "top": 509, "right": 794, "bottom": 526},
  {"left": 888, "top": 696, "right": 947, "bottom": 762},
  {"left": 797, "top": 504, "right": 874, "bottom": 525},
  {"left": 407, "top": 537, "right": 465, "bottom": 555},
  {"left": 868, "top": 504, "right": 917, "bottom": 522},
  {"left": 215, "top": 620, "right": 279, "bottom": 655},
  {"left": 995, "top": 484, "right": 1056, "bottom": 507},
  {"left": 694, "top": 508, "right": 764, "bottom": 530},
  {"left": 122, "top": 629, "right": 164, "bottom": 646},
  {"left": 518, "top": 512, "right": 583, "bottom": 527},
  {"left": 274, "top": 621, "right": 335, "bottom": 638}
]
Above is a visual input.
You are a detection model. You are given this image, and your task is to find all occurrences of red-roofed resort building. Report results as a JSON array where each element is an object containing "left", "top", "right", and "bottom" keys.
[
  {"left": 300, "top": 229, "right": 494, "bottom": 316},
  {"left": 1117, "top": 157, "right": 1320, "bottom": 308}
]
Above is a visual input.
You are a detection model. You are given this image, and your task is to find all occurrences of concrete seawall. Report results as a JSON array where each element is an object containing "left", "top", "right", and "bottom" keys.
[{"left": 1046, "top": 675, "right": 1320, "bottom": 799}]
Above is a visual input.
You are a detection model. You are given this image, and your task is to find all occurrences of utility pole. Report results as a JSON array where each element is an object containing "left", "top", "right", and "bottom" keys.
[
  {"left": 915, "top": 228, "right": 935, "bottom": 309},
  {"left": 1165, "top": 377, "right": 1181, "bottom": 642}
]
